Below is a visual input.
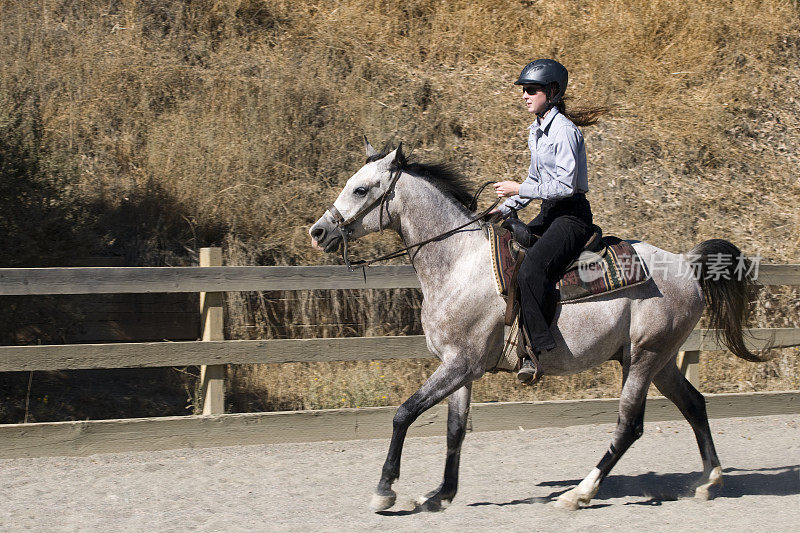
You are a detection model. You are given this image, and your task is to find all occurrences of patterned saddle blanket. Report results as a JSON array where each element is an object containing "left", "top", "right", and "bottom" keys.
[{"left": 487, "top": 224, "right": 651, "bottom": 304}]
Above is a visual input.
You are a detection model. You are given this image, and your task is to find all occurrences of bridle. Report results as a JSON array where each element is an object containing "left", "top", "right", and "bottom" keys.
[
  {"left": 327, "top": 167, "right": 403, "bottom": 237},
  {"left": 326, "top": 170, "right": 502, "bottom": 272}
]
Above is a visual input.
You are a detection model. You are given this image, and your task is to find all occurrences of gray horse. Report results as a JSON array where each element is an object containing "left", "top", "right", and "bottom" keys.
[{"left": 309, "top": 141, "right": 761, "bottom": 512}]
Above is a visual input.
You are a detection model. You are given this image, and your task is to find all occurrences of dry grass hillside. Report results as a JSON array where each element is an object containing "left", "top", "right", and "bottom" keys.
[{"left": 1, "top": 0, "right": 798, "bottom": 419}]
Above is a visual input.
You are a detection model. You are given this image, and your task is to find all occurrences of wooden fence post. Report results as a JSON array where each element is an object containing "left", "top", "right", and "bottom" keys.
[
  {"left": 199, "top": 247, "right": 225, "bottom": 415},
  {"left": 676, "top": 350, "right": 700, "bottom": 389}
]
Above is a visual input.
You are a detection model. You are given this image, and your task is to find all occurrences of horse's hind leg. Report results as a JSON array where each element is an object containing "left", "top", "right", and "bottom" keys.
[
  {"left": 416, "top": 383, "right": 472, "bottom": 511},
  {"left": 554, "top": 358, "right": 652, "bottom": 510},
  {"left": 652, "top": 358, "right": 723, "bottom": 500}
]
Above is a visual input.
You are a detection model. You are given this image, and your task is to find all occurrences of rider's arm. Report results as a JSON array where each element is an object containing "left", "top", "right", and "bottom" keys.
[{"left": 497, "top": 156, "right": 538, "bottom": 215}]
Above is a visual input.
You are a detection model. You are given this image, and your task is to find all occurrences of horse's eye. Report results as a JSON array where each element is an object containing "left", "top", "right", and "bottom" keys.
[{"left": 354, "top": 186, "right": 368, "bottom": 197}]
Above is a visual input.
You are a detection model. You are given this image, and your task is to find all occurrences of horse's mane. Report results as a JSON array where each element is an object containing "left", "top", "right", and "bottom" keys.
[{"left": 366, "top": 148, "right": 474, "bottom": 210}]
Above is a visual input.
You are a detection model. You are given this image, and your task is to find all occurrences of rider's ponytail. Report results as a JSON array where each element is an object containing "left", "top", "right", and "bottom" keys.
[{"left": 555, "top": 99, "right": 610, "bottom": 127}]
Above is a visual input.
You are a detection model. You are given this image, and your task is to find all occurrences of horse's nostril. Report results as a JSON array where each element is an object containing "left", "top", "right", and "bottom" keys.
[{"left": 311, "top": 227, "right": 325, "bottom": 240}]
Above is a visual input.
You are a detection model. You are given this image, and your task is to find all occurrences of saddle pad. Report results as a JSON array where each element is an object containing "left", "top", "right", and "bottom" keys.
[
  {"left": 488, "top": 225, "right": 650, "bottom": 303},
  {"left": 557, "top": 240, "right": 651, "bottom": 303},
  {"left": 487, "top": 224, "right": 517, "bottom": 296}
]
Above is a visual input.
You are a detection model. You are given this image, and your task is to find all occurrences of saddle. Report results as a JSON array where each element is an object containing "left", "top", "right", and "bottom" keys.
[
  {"left": 485, "top": 220, "right": 651, "bottom": 376},
  {"left": 495, "top": 215, "right": 608, "bottom": 326},
  {"left": 501, "top": 211, "right": 607, "bottom": 271},
  {"left": 490, "top": 224, "right": 650, "bottom": 318}
]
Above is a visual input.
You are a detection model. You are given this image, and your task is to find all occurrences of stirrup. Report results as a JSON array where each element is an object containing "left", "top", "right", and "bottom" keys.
[
  {"left": 516, "top": 327, "right": 543, "bottom": 385},
  {"left": 516, "top": 352, "right": 543, "bottom": 385},
  {"left": 516, "top": 357, "right": 539, "bottom": 385}
]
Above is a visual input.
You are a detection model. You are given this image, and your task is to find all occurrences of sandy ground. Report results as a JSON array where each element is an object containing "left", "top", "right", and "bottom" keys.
[{"left": 1, "top": 414, "right": 798, "bottom": 532}]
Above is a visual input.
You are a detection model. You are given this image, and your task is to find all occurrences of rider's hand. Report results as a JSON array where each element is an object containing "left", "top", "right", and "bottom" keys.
[
  {"left": 484, "top": 207, "right": 504, "bottom": 223},
  {"left": 493, "top": 181, "right": 521, "bottom": 198}
]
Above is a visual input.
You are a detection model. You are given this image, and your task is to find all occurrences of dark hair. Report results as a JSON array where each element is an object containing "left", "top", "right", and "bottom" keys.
[
  {"left": 555, "top": 98, "right": 609, "bottom": 127},
  {"left": 544, "top": 82, "right": 609, "bottom": 127}
]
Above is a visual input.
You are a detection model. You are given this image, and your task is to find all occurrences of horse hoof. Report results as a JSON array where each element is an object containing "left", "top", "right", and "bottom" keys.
[
  {"left": 553, "top": 495, "right": 581, "bottom": 511},
  {"left": 370, "top": 490, "right": 397, "bottom": 512},
  {"left": 416, "top": 494, "right": 448, "bottom": 512},
  {"left": 694, "top": 466, "right": 723, "bottom": 501},
  {"left": 554, "top": 486, "right": 592, "bottom": 510}
]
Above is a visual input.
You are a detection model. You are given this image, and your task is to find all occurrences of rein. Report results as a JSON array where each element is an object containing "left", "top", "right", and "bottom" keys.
[{"left": 327, "top": 176, "right": 501, "bottom": 272}]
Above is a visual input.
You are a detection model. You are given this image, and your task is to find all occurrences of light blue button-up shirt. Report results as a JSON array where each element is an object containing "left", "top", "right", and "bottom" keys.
[{"left": 500, "top": 107, "right": 589, "bottom": 215}]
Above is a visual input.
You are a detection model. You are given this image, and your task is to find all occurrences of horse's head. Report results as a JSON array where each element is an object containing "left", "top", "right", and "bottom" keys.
[{"left": 310, "top": 139, "right": 402, "bottom": 253}]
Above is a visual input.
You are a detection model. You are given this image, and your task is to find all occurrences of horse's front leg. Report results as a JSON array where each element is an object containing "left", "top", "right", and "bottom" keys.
[
  {"left": 416, "top": 382, "right": 472, "bottom": 511},
  {"left": 370, "top": 361, "right": 476, "bottom": 512}
]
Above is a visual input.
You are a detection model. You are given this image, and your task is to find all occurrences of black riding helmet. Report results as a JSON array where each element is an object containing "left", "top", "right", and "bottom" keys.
[{"left": 515, "top": 59, "right": 568, "bottom": 109}]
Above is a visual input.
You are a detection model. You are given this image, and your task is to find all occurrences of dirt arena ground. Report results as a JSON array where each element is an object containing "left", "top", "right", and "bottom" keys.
[{"left": 1, "top": 414, "right": 797, "bottom": 532}]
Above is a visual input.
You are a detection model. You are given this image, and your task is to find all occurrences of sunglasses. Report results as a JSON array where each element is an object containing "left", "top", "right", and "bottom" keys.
[{"left": 522, "top": 85, "right": 544, "bottom": 95}]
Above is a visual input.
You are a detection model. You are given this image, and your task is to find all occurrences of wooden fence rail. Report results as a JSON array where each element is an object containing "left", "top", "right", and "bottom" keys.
[
  {"left": 1, "top": 249, "right": 798, "bottom": 440},
  {"left": 1, "top": 391, "right": 797, "bottom": 459},
  {"left": 0, "top": 265, "right": 421, "bottom": 294},
  {"left": 1, "top": 263, "right": 797, "bottom": 295},
  {"left": 0, "top": 328, "right": 798, "bottom": 373}
]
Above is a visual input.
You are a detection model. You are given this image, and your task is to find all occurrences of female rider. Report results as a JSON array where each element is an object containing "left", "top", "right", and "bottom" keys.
[{"left": 492, "top": 59, "right": 604, "bottom": 384}]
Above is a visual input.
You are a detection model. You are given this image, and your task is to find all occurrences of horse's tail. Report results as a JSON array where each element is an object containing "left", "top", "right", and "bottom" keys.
[{"left": 688, "top": 239, "right": 766, "bottom": 362}]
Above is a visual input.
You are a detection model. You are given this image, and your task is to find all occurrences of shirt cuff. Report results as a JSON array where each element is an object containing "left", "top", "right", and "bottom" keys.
[{"left": 500, "top": 195, "right": 531, "bottom": 215}]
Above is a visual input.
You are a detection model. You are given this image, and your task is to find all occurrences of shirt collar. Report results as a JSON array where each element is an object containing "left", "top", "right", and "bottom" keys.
[{"left": 529, "top": 106, "right": 560, "bottom": 134}]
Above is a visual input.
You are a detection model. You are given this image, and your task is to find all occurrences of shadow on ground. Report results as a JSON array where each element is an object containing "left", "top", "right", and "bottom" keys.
[{"left": 466, "top": 465, "right": 800, "bottom": 508}]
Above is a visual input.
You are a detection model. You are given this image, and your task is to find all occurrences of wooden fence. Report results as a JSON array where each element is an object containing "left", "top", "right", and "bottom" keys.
[{"left": 0, "top": 249, "right": 798, "bottom": 458}]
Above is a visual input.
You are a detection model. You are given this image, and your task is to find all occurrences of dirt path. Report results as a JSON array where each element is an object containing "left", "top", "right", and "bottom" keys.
[{"left": 1, "top": 414, "right": 798, "bottom": 532}]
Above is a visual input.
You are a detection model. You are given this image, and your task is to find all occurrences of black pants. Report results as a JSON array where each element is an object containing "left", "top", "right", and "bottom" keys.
[{"left": 517, "top": 194, "right": 593, "bottom": 352}]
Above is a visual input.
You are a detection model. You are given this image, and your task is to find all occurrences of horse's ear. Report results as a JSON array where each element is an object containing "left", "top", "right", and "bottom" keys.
[
  {"left": 377, "top": 146, "right": 400, "bottom": 172},
  {"left": 395, "top": 142, "right": 403, "bottom": 161},
  {"left": 364, "top": 136, "right": 378, "bottom": 158}
]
